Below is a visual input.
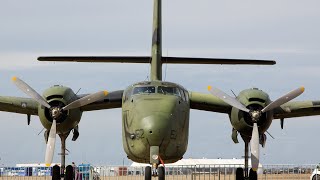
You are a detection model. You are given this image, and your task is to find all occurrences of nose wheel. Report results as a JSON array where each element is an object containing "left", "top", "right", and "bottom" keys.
[
  {"left": 158, "top": 166, "right": 165, "bottom": 180},
  {"left": 145, "top": 166, "right": 152, "bottom": 180},
  {"left": 145, "top": 166, "right": 165, "bottom": 180}
]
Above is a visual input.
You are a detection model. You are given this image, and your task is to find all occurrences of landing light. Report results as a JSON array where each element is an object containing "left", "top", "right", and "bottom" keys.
[{"left": 152, "top": 155, "right": 159, "bottom": 160}]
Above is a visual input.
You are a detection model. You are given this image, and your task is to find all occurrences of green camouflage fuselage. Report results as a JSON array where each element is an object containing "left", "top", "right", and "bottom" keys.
[{"left": 122, "top": 81, "right": 190, "bottom": 163}]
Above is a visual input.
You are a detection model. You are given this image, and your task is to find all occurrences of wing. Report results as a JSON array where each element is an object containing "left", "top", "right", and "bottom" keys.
[
  {"left": 189, "top": 92, "right": 232, "bottom": 113},
  {"left": 0, "top": 96, "right": 38, "bottom": 115},
  {"left": 80, "top": 90, "right": 123, "bottom": 111},
  {"left": 273, "top": 100, "right": 320, "bottom": 119}
]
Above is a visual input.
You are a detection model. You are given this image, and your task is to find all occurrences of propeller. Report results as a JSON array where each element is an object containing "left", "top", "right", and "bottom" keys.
[
  {"left": 250, "top": 123, "right": 259, "bottom": 170},
  {"left": 12, "top": 77, "right": 51, "bottom": 108},
  {"left": 12, "top": 77, "right": 108, "bottom": 166},
  {"left": 45, "top": 119, "right": 56, "bottom": 167},
  {"left": 208, "top": 86, "right": 304, "bottom": 171}
]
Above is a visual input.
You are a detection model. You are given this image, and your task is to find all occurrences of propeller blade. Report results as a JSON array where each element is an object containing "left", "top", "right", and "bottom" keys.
[
  {"left": 12, "top": 77, "right": 51, "bottom": 108},
  {"left": 63, "top": 90, "right": 108, "bottom": 111},
  {"left": 45, "top": 119, "right": 57, "bottom": 167},
  {"left": 250, "top": 123, "right": 260, "bottom": 171},
  {"left": 208, "top": 86, "right": 250, "bottom": 113},
  {"left": 261, "top": 87, "right": 305, "bottom": 113}
]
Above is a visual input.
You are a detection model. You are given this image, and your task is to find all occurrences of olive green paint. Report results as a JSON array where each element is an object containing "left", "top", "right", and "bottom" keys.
[
  {"left": 151, "top": 0, "right": 162, "bottom": 81},
  {"left": 121, "top": 81, "right": 189, "bottom": 164}
]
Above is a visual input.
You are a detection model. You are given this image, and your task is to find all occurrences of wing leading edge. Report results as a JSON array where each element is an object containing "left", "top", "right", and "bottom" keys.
[
  {"left": 189, "top": 92, "right": 232, "bottom": 114},
  {"left": 80, "top": 90, "right": 123, "bottom": 111},
  {"left": 0, "top": 96, "right": 38, "bottom": 115},
  {"left": 0, "top": 90, "right": 123, "bottom": 116},
  {"left": 189, "top": 93, "right": 320, "bottom": 119},
  {"left": 273, "top": 100, "right": 320, "bottom": 119}
]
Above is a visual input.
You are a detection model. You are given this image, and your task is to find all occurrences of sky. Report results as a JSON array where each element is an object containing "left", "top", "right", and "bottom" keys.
[{"left": 0, "top": 0, "right": 320, "bottom": 166}]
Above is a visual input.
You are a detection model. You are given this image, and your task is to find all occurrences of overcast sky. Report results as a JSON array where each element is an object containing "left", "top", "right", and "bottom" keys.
[{"left": 0, "top": 0, "right": 320, "bottom": 166}]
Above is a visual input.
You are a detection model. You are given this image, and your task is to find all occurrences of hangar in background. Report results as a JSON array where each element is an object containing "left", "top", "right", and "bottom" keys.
[{"left": 131, "top": 158, "right": 263, "bottom": 174}]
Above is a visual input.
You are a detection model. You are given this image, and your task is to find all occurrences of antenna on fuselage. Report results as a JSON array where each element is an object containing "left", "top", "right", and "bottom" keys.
[
  {"left": 231, "top": 89, "right": 237, "bottom": 97},
  {"left": 67, "top": 87, "right": 82, "bottom": 103}
]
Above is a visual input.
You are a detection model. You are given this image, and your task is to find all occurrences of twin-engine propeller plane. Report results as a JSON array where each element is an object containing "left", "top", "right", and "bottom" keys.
[{"left": 2, "top": 0, "right": 320, "bottom": 180}]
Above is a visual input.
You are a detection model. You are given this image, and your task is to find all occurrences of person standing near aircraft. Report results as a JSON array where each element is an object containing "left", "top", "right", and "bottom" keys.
[{"left": 72, "top": 162, "right": 80, "bottom": 180}]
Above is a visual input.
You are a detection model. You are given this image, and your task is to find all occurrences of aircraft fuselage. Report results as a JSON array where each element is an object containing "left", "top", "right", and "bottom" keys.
[{"left": 122, "top": 81, "right": 190, "bottom": 163}]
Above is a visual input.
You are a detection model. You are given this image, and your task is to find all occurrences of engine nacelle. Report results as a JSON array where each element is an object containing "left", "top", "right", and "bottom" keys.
[
  {"left": 37, "top": 85, "right": 82, "bottom": 135},
  {"left": 229, "top": 88, "right": 273, "bottom": 138}
]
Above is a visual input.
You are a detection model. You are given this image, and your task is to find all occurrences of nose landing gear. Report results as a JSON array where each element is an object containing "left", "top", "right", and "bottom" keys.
[
  {"left": 145, "top": 146, "right": 166, "bottom": 180},
  {"left": 144, "top": 165, "right": 165, "bottom": 180}
]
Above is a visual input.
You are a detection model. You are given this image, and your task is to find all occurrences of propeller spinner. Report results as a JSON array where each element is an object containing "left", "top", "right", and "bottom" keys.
[
  {"left": 208, "top": 85, "right": 304, "bottom": 171},
  {"left": 12, "top": 77, "right": 108, "bottom": 166}
]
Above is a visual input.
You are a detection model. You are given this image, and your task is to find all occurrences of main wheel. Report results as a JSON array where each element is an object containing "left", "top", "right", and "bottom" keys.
[
  {"left": 145, "top": 166, "right": 152, "bottom": 180},
  {"left": 249, "top": 168, "right": 257, "bottom": 180},
  {"left": 312, "top": 174, "right": 320, "bottom": 180},
  {"left": 65, "top": 165, "right": 73, "bottom": 180},
  {"left": 158, "top": 166, "right": 165, "bottom": 180},
  {"left": 236, "top": 168, "right": 244, "bottom": 180},
  {"left": 52, "top": 165, "right": 61, "bottom": 180}
]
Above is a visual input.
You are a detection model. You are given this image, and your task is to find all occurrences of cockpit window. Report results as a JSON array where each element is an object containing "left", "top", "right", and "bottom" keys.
[
  {"left": 133, "top": 86, "right": 156, "bottom": 95},
  {"left": 158, "top": 86, "right": 181, "bottom": 97}
]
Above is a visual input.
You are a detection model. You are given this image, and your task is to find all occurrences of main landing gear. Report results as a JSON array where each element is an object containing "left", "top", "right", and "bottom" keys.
[
  {"left": 235, "top": 141, "right": 257, "bottom": 180},
  {"left": 145, "top": 165, "right": 165, "bottom": 180},
  {"left": 59, "top": 133, "right": 69, "bottom": 175},
  {"left": 51, "top": 164, "right": 75, "bottom": 180},
  {"left": 45, "top": 127, "right": 79, "bottom": 177}
]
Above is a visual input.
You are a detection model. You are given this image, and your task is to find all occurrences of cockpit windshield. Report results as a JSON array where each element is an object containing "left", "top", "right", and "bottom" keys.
[
  {"left": 133, "top": 86, "right": 156, "bottom": 95},
  {"left": 128, "top": 84, "right": 186, "bottom": 101},
  {"left": 158, "top": 86, "right": 181, "bottom": 96}
]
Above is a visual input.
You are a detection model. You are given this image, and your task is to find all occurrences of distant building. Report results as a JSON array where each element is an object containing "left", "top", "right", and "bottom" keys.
[
  {"left": 16, "top": 163, "right": 61, "bottom": 167},
  {"left": 131, "top": 158, "right": 263, "bottom": 174}
]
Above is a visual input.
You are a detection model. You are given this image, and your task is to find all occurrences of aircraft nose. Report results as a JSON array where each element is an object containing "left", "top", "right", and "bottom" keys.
[{"left": 141, "top": 112, "right": 172, "bottom": 146}]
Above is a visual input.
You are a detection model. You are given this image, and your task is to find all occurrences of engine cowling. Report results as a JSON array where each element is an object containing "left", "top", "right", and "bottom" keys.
[
  {"left": 37, "top": 85, "right": 82, "bottom": 135},
  {"left": 230, "top": 88, "right": 273, "bottom": 137}
]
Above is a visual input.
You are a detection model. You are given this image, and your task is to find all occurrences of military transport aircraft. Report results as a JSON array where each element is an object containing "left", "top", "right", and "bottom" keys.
[{"left": 1, "top": 0, "right": 319, "bottom": 180}]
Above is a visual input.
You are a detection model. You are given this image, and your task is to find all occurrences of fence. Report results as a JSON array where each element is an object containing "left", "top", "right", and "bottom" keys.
[{"left": 0, "top": 164, "right": 317, "bottom": 180}]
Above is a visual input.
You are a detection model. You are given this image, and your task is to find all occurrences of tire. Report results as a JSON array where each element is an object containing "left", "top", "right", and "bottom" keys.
[
  {"left": 249, "top": 168, "right": 257, "bottom": 180},
  {"left": 236, "top": 168, "right": 244, "bottom": 180},
  {"left": 158, "top": 166, "right": 165, "bottom": 180},
  {"left": 313, "top": 174, "right": 320, "bottom": 180},
  {"left": 52, "top": 165, "right": 61, "bottom": 180},
  {"left": 145, "top": 166, "right": 152, "bottom": 180},
  {"left": 65, "top": 165, "right": 73, "bottom": 180}
]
